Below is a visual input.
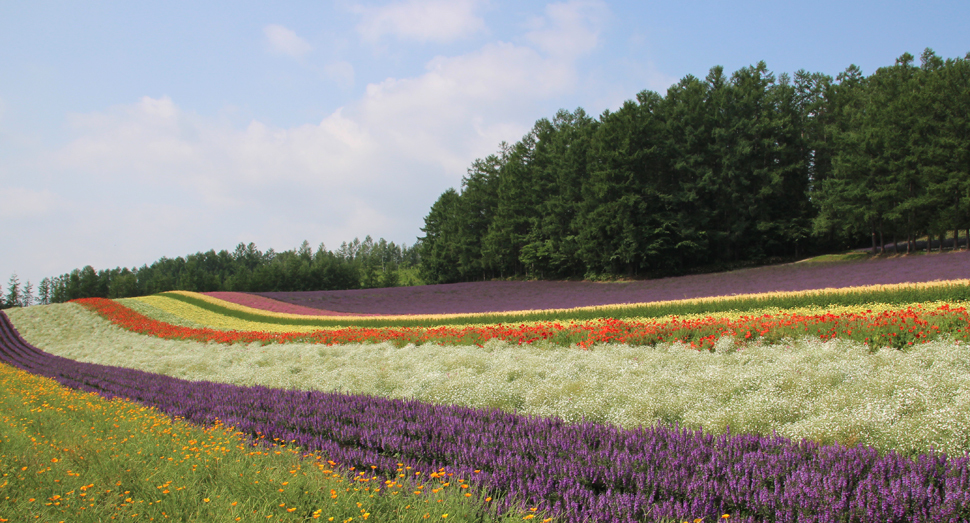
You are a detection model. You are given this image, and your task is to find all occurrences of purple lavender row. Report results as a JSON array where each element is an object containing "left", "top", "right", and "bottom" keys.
[
  {"left": 2, "top": 312, "right": 969, "bottom": 522},
  {"left": 254, "top": 251, "right": 970, "bottom": 314}
]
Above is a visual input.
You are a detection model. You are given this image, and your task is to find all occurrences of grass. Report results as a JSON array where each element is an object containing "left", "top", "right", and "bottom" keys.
[
  {"left": 0, "top": 361, "right": 552, "bottom": 523},
  {"left": 10, "top": 303, "right": 970, "bottom": 457},
  {"left": 144, "top": 280, "right": 970, "bottom": 329},
  {"left": 797, "top": 252, "right": 870, "bottom": 263}
]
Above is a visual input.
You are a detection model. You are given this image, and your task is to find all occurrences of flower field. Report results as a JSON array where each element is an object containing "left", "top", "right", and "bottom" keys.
[
  {"left": 252, "top": 251, "right": 970, "bottom": 315},
  {"left": 205, "top": 291, "right": 372, "bottom": 317},
  {"left": 3, "top": 309, "right": 970, "bottom": 522},
  {"left": 10, "top": 302, "right": 970, "bottom": 455},
  {"left": 4, "top": 275, "right": 970, "bottom": 522},
  {"left": 183, "top": 280, "right": 970, "bottom": 329},
  {"left": 0, "top": 360, "right": 521, "bottom": 522},
  {"left": 87, "top": 294, "right": 970, "bottom": 350}
]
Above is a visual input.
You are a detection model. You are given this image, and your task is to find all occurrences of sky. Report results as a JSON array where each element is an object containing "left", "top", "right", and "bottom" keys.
[{"left": 2, "top": 0, "right": 969, "bottom": 291}]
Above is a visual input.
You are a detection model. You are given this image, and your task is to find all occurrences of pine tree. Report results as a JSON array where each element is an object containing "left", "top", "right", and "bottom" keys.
[
  {"left": 37, "top": 277, "right": 51, "bottom": 305},
  {"left": 21, "top": 281, "right": 33, "bottom": 307},
  {"left": 4, "top": 274, "right": 21, "bottom": 308}
]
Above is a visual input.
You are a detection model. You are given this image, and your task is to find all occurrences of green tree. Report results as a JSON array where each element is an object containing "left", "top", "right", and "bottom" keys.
[
  {"left": 482, "top": 136, "right": 540, "bottom": 278},
  {"left": 419, "top": 188, "right": 463, "bottom": 283},
  {"left": 4, "top": 274, "right": 21, "bottom": 308},
  {"left": 456, "top": 154, "right": 501, "bottom": 280},
  {"left": 20, "top": 281, "right": 33, "bottom": 307},
  {"left": 37, "top": 277, "right": 51, "bottom": 305},
  {"left": 661, "top": 73, "right": 714, "bottom": 267},
  {"left": 580, "top": 92, "right": 679, "bottom": 276},
  {"left": 108, "top": 269, "right": 139, "bottom": 298},
  {"left": 813, "top": 64, "right": 878, "bottom": 250},
  {"left": 521, "top": 108, "right": 594, "bottom": 278}
]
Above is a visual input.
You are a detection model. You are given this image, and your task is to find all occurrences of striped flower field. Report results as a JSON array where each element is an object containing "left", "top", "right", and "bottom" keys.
[
  {"left": 83, "top": 295, "right": 970, "bottom": 349},
  {"left": 4, "top": 275, "right": 970, "bottom": 521}
]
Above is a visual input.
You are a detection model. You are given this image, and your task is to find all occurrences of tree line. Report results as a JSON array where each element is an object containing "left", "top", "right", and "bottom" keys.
[
  {"left": 4, "top": 50, "right": 968, "bottom": 308},
  {"left": 418, "top": 49, "right": 970, "bottom": 284},
  {"left": 0, "top": 237, "right": 421, "bottom": 307}
]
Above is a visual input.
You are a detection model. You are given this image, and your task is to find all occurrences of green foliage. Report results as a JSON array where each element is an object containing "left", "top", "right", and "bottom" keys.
[
  {"left": 43, "top": 238, "right": 423, "bottom": 303},
  {"left": 420, "top": 51, "right": 970, "bottom": 284},
  {"left": 3, "top": 273, "right": 20, "bottom": 309},
  {"left": 815, "top": 49, "right": 970, "bottom": 253}
]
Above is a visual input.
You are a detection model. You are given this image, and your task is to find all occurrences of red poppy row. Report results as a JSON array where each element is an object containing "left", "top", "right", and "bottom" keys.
[{"left": 74, "top": 298, "right": 970, "bottom": 350}]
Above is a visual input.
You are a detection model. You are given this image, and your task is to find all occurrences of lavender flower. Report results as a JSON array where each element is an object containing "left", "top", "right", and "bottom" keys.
[
  {"left": 253, "top": 251, "right": 970, "bottom": 315},
  {"left": 2, "top": 311, "right": 968, "bottom": 522}
]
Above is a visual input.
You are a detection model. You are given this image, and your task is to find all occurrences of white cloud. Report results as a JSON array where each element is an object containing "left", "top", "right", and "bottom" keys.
[
  {"left": 324, "top": 61, "right": 356, "bottom": 88},
  {"left": 263, "top": 24, "right": 313, "bottom": 58},
  {"left": 59, "top": 96, "right": 202, "bottom": 184},
  {"left": 56, "top": 96, "right": 384, "bottom": 209},
  {"left": 44, "top": 2, "right": 612, "bottom": 282},
  {"left": 355, "top": 0, "right": 486, "bottom": 43},
  {"left": 525, "top": 0, "right": 607, "bottom": 58},
  {"left": 353, "top": 41, "right": 575, "bottom": 172},
  {"left": 55, "top": 12, "right": 598, "bottom": 204}
]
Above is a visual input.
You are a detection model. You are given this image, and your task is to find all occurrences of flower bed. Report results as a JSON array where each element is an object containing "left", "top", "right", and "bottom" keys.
[
  {"left": 204, "top": 291, "right": 368, "bottom": 316},
  {"left": 2, "top": 311, "right": 968, "bottom": 522},
  {"left": 255, "top": 251, "right": 970, "bottom": 315},
  {"left": 75, "top": 297, "right": 970, "bottom": 350}
]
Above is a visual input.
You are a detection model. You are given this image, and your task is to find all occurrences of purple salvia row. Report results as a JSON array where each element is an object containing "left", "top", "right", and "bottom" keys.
[
  {"left": 253, "top": 251, "right": 970, "bottom": 315},
  {"left": 1, "top": 311, "right": 968, "bottom": 522}
]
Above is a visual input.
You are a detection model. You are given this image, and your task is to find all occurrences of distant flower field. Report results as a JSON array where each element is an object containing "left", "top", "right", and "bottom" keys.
[
  {"left": 93, "top": 289, "right": 970, "bottom": 350},
  {"left": 5, "top": 272, "right": 970, "bottom": 522},
  {"left": 205, "top": 291, "right": 372, "bottom": 317},
  {"left": 251, "top": 251, "right": 970, "bottom": 315}
]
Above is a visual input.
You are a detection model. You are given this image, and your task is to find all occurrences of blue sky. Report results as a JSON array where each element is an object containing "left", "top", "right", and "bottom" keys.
[{"left": 2, "top": 0, "right": 969, "bottom": 290}]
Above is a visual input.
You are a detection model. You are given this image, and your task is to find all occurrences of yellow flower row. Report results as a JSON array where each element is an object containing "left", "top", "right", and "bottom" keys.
[{"left": 130, "top": 294, "right": 322, "bottom": 333}]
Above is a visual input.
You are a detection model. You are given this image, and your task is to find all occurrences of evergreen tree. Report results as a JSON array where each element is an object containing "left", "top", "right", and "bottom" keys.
[
  {"left": 37, "top": 277, "right": 51, "bottom": 305},
  {"left": 21, "top": 281, "right": 34, "bottom": 307},
  {"left": 482, "top": 136, "right": 541, "bottom": 278},
  {"left": 515, "top": 110, "right": 592, "bottom": 278},
  {"left": 813, "top": 64, "right": 877, "bottom": 249},
  {"left": 4, "top": 274, "right": 21, "bottom": 308},
  {"left": 419, "top": 189, "right": 463, "bottom": 283},
  {"left": 455, "top": 154, "right": 501, "bottom": 280}
]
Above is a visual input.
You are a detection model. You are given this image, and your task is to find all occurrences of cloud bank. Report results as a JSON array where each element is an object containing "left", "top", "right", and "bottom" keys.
[{"left": 4, "top": 1, "right": 612, "bottom": 284}]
